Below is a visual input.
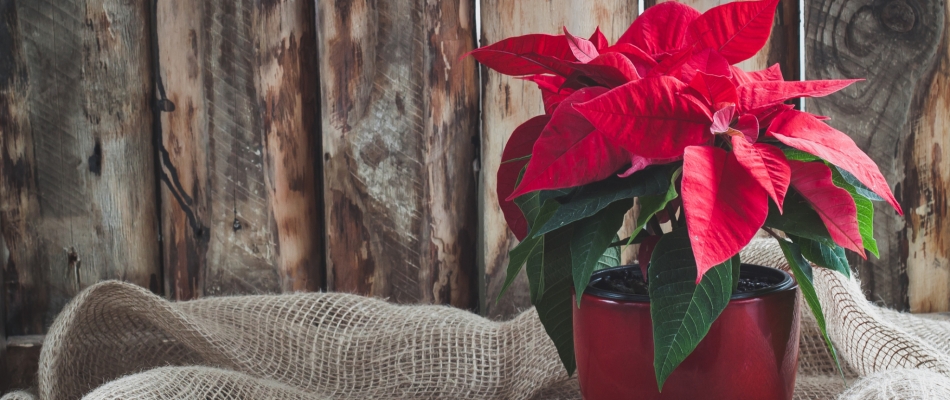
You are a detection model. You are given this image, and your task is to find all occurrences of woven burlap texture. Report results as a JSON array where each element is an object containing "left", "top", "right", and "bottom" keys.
[{"left": 4, "top": 239, "right": 950, "bottom": 399}]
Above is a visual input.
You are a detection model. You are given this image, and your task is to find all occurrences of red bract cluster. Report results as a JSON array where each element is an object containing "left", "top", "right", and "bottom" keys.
[{"left": 470, "top": 0, "right": 903, "bottom": 282}]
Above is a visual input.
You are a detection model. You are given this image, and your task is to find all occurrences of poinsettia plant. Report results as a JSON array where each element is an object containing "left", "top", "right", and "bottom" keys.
[{"left": 468, "top": 0, "right": 903, "bottom": 391}]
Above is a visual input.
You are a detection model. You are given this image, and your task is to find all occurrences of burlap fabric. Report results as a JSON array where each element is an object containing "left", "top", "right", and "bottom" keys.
[{"left": 4, "top": 239, "right": 950, "bottom": 399}]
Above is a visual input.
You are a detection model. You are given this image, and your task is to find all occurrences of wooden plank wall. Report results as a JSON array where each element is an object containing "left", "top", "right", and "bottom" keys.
[
  {"left": 316, "top": 0, "right": 478, "bottom": 308},
  {"left": 154, "top": 0, "right": 324, "bottom": 299},
  {"left": 1, "top": 0, "right": 949, "bottom": 368},
  {"left": 1, "top": 0, "right": 480, "bottom": 340}
]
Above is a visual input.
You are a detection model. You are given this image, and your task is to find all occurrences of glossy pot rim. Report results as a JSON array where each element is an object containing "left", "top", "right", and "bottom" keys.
[{"left": 584, "top": 263, "right": 796, "bottom": 302}]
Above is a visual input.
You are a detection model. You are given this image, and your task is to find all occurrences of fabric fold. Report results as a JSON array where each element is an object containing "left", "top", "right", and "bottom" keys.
[{"left": 4, "top": 239, "right": 950, "bottom": 400}]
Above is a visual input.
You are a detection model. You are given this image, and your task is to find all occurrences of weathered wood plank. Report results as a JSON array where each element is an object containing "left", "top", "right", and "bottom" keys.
[
  {"left": 257, "top": 1, "right": 324, "bottom": 293},
  {"left": 155, "top": 0, "right": 323, "bottom": 299},
  {"left": 806, "top": 0, "right": 946, "bottom": 311},
  {"left": 479, "top": 1, "right": 639, "bottom": 320},
  {"left": 1, "top": 0, "right": 31, "bottom": 340},
  {"left": 317, "top": 0, "right": 479, "bottom": 308},
  {"left": 1, "top": 0, "right": 159, "bottom": 335},
  {"left": 154, "top": 0, "right": 207, "bottom": 300},
  {"left": 903, "top": 3, "right": 950, "bottom": 312}
]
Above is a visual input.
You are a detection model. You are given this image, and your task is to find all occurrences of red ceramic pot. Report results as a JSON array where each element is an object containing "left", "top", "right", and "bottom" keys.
[{"left": 573, "top": 264, "right": 800, "bottom": 400}]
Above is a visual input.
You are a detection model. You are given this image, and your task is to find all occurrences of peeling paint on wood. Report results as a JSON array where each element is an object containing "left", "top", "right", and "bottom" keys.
[
  {"left": 807, "top": 0, "right": 945, "bottom": 311},
  {"left": 0, "top": 0, "right": 159, "bottom": 335},
  {"left": 318, "top": 0, "right": 478, "bottom": 308},
  {"left": 155, "top": 0, "right": 323, "bottom": 299}
]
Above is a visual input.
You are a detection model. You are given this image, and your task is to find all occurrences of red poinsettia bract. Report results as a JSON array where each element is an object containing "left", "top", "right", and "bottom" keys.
[{"left": 469, "top": 0, "right": 902, "bottom": 282}]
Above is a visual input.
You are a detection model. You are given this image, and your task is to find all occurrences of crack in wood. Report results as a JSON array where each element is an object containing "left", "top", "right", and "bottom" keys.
[{"left": 151, "top": 0, "right": 205, "bottom": 243}]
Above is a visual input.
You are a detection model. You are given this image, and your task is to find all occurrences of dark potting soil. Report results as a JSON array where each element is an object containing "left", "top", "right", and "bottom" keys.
[
  {"left": 593, "top": 267, "right": 784, "bottom": 296},
  {"left": 598, "top": 267, "right": 650, "bottom": 295},
  {"left": 734, "top": 275, "right": 783, "bottom": 293}
]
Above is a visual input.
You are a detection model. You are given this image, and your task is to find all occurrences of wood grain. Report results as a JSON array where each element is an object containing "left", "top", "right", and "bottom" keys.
[
  {"left": 317, "top": 0, "right": 479, "bottom": 308},
  {"left": 479, "top": 0, "right": 639, "bottom": 320},
  {"left": 806, "top": 0, "right": 945, "bottom": 310},
  {"left": 155, "top": 0, "right": 323, "bottom": 299},
  {"left": 903, "top": 2, "right": 950, "bottom": 313},
  {"left": 1, "top": 0, "right": 159, "bottom": 335}
]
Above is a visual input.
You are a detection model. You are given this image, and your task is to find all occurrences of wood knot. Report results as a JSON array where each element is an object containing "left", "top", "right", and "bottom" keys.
[
  {"left": 66, "top": 247, "right": 80, "bottom": 268},
  {"left": 88, "top": 141, "right": 102, "bottom": 176},
  {"left": 881, "top": 0, "right": 916, "bottom": 33}
]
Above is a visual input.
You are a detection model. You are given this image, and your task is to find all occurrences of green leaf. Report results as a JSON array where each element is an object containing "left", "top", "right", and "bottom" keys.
[
  {"left": 526, "top": 236, "right": 545, "bottom": 304},
  {"left": 514, "top": 193, "right": 543, "bottom": 233},
  {"left": 597, "top": 243, "right": 621, "bottom": 271},
  {"left": 783, "top": 148, "right": 821, "bottom": 162},
  {"left": 571, "top": 199, "right": 632, "bottom": 306},
  {"left": 499, "top": 194, "right": 561, "bottom": 301},
  {"left": 649, "top": 228, "right": 735, "bottom": 390},
  {"left": 501, "top": 154, "right": 531, "bottom": 164},
  {"left": 631, "top": 167, "right": 682, "bottom": 240},
  {"left": 834, "top": 166, "right": 885, "bottom": 202},
  {"left": 536, "top": 166, "right": 671, "bottom": 236},
  {"left": 777, "top": 239, "right": 845, "bottom": 381},
  {"left": 539, "top": 187, "right": 575, "bottom": 205},
  {"left": 610, "top": 230, "right": 650, "bottom": 247},
  {"left": 533, "top": 226, "right": 577, "bottom": 375},
  {"left": 831, "top": 168, "right": 879, "bottom": 257},
  {"left": 791, "top": 235, "right": 851, "bottom": 279},
  {"left": 777, "top": 149, "right": 885, "bottom": 202},
  {"left": 764, "top": 190, "right": 836, "bottom": 247},
  {"left": 498, "top": 235, "right": 542, "bottom": 303}
]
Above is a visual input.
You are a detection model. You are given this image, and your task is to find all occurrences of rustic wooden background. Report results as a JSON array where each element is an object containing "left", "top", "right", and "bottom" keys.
[{"left": 1, "top": 0, "right": 947, "bottom": 391}]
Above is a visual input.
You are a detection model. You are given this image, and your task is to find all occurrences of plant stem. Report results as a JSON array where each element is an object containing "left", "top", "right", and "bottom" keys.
[
  {"left": 761, "top": 226, "right": 785, "bottom": 242},
  {"left": 648, "top": 217, "right": 663, "bottom": 236},
  {"left": 714, "top": 134, "right": 734, "bottom": 152}
]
